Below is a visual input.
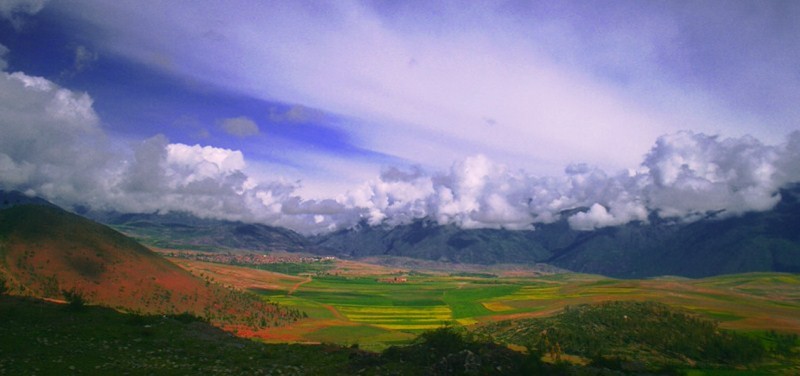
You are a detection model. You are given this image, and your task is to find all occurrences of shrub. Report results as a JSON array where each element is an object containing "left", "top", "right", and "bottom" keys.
[
  {"left": 415, "top": 326, "right": 470, "bottom": 359},
  {"left": 0, "top": 277, "right": 8, "bottom": 296},
  {"left": 62, "top": 288, "right": 86, "bottom": 311}
]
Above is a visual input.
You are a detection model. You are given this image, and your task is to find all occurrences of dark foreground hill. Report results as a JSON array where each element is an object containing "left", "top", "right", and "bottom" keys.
[
  {"left": 0, "top": 204, "right": 302, "bottom": 329},
  {"left": 313, "top": 185, "right": 800, "bottom": 278},
  {"left": 2, "top": 296, "right": 794, "bottom": 375},
  {"left": 0, "top": 296, "right": 560, "bottom": 375}
]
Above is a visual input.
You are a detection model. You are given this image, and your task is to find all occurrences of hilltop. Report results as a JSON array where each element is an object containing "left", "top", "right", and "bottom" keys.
[{"left": 0, "top": 203, "right": 302, "bottom": 330}]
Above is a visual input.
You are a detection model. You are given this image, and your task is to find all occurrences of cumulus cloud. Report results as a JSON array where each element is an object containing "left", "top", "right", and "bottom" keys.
[
  {"left": 166, "top": 143, "right": 245, "bottom": 179},
  {"left": 641, "top": 132, "right": 784, "bottom": 220},
  {"left": 0, "top": 69, "right": 349, "bottom": 233},
  {"left": 567, "top": 201, "right": 647, "bottom": 231},
  {"left": 2, "top": 62, "right": 800, "bottom": 234},
  {"left": 0, "top": 70, "right": 107, "bottom": 203},
  {"left": 219, "top": 116, "right": 259, "bottom": 137},
  {"left": 346, "top": 131, "right": 800, "bottom": 232},
  {"left": 82, "top": 129, "right": 800, "bottom": 233}
]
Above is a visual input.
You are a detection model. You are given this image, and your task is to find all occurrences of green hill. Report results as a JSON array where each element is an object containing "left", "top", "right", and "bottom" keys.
[{"left": 475, "top": 300, "right": 797, "bottom": 373}]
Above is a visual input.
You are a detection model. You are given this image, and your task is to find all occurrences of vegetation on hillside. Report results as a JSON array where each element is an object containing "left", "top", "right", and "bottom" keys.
[
  {"left": 88, "top": 210, "right": 309, "bottom": 252},
  {"left": 0, "top": 297, "right": 678, "bottom": 375},
  {"left": 476, "top": 301, "right": 798, "bottom": 373},
  {"left": 0, "top": 296, "right": 348, "bottom": 375},
  {"left": 0, "top": 205, "right": 305, "bottom": 332},
  {"left": 5, "top": 296, "right": 797, "bottom": 375}
]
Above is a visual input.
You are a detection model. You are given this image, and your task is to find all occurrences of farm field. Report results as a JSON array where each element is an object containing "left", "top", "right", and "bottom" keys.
[{"left": 168, "top": 256, "right": 800, "bottom": 352}]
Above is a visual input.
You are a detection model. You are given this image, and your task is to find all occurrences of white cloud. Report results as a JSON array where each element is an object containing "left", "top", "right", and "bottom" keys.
[
  {"left": 346, "top": 131, "right": 800, "bottom": 232},
  {"left": 641, "top": 132, "right": 783, "bottom": 219},
  {"left": 166, "top": 143, "right": 245, "bottom": 179},
  {"left": 568, "top": 204, "right": 616, "bottom": 231},
  {"left": 0, "top": 71, "right": 106, "bottom": 203},
  {"left": 219, "top": 116, "right": 259, "bottom": 137},
  {"left": 2, "top": 49, "right": 800, "bottom": 235},
  {"left": 0, "top": 68, "right": 350, "bottom": 233}
]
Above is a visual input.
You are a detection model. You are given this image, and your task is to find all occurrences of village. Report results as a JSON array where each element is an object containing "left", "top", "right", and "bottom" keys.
[{"left": 166, "top": 251, "right": 336, "bottom": 267}]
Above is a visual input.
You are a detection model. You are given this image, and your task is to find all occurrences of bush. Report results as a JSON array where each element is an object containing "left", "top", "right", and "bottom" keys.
[
  {"left": 415, "top": 326, "right": 470, "bottom": 359},
  {"left": 0, "top": 278, "right": 8, "bottom": 296},
  {"left": 168, "top": 312, "right": 206, "bottom": 324},
  {"left": 62, "top": 288, "right": 86, "bottom": 311}
]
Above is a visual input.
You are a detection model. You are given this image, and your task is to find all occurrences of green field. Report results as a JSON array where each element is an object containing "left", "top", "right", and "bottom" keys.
[
  {"left": 251, "top": 271, "right": 800, "bottom": 352},
  {"left": 249, "top": 261, "right": 335, "bottom": 276}
]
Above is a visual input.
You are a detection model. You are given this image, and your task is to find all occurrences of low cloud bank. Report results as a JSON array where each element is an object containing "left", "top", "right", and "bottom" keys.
[
  {"left": 353, "top": 130, "right": 798, "bottom": 232},
  {"left": 2, "top": 69, "right": 799, "bottom": 234}
]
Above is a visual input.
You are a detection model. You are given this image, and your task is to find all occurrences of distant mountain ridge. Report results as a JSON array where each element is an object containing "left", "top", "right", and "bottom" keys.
[
  {"left": 3, "top": 189, "right": 798, "bottom": 278},
  {"left": 311, "top": 185, "right": 800, "bottom": 278},
  {"left": 83, "top": 210, "right": 309, "bottom": 253},
  {"left": 0, "top": 190, "right": 57, "bottom": 209}
]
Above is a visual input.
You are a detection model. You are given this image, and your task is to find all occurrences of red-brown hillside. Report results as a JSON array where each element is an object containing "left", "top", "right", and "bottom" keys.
[{"left": 0, "top": 204, "right": 302, "bottom": 329}]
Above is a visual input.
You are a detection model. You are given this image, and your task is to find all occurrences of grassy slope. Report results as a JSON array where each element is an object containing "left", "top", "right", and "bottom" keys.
[
  {"left": 475, "top": 301, "right": 783, "bottom": 372},
  {"left": 0, "top": 205, "right": 302, "bottom": 331}
]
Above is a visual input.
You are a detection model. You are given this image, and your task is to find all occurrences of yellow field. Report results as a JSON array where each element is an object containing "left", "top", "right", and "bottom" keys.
[{"left": 338, "top": 305, "right": 452, "bottom": 330}]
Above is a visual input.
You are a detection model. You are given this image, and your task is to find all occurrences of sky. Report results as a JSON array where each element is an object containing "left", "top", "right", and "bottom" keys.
[{"left": 1, "top": 0, "right": 799, "bottom": 234}]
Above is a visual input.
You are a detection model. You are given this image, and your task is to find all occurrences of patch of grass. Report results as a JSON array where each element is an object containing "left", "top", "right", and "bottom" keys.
[
  {"left": 251, "top": 262, "right": 334, "bottom": 276},
  {"left": 263, "top": 294, "right": 338, "bottom": 320},
  {"left": 442, "top": 284, "right": 519, "bottom": 319},
  {"left": 306, "top": 325, "right": 398, "bottom": 345},
  {"left": 694, "top": 309, "right": 744, "bottom": 322}
]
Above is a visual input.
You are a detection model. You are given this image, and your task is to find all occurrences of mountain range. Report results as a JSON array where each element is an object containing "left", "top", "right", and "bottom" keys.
[
  {"left": 4, "top": 187, "right": 800, "bottom": 278},
  {"left": 314, "top": 185, "right": 800, "bottom": 278},
  {"left": 83, "top": 209, "right": 307, "bottom": 253}
]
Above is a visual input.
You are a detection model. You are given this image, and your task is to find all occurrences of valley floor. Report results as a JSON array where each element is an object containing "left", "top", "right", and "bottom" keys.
[{"left": 169, "top": 256, "right": 800, "bottom": 351}]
